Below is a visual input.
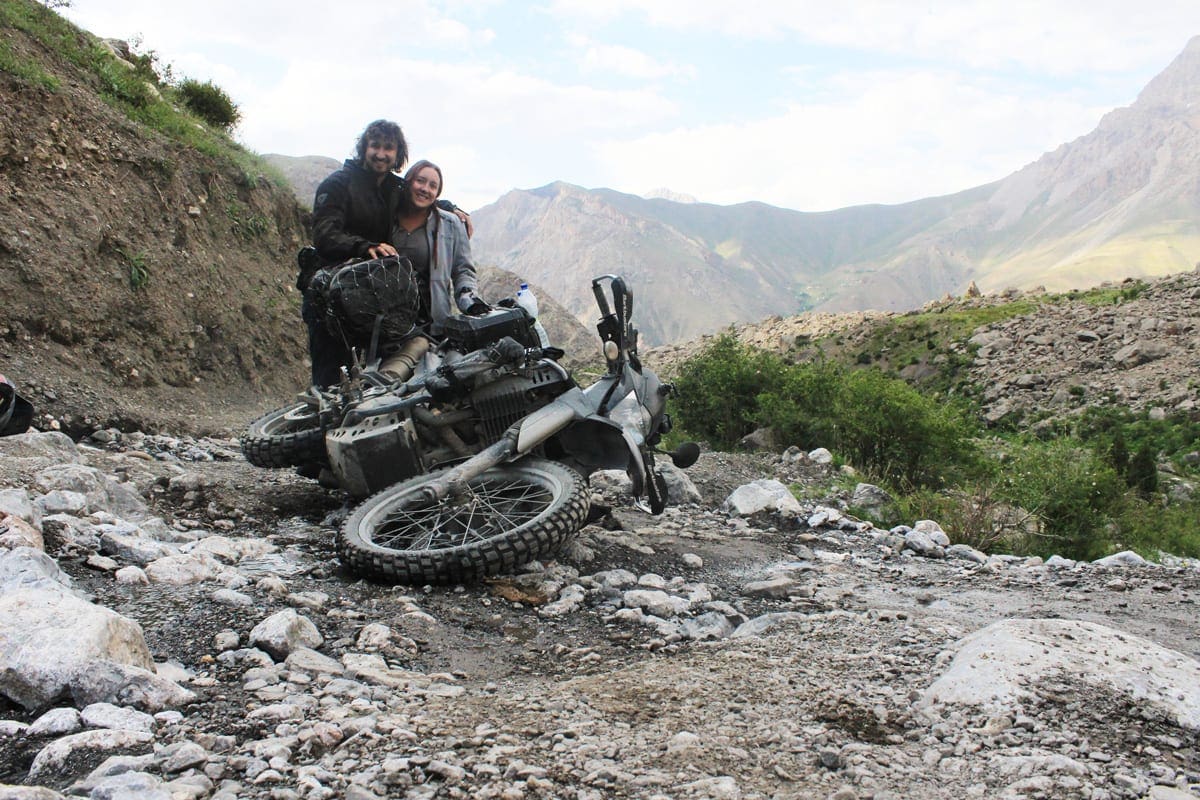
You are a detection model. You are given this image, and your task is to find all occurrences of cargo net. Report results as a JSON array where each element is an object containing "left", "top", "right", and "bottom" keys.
[{"left": 313, "top": 256, "right": 421, "bottom": 347}]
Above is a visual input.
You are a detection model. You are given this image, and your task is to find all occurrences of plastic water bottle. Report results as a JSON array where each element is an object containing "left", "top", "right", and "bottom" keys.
[{"left": 515, "top": 282, "right": 551, "bottom": 347}]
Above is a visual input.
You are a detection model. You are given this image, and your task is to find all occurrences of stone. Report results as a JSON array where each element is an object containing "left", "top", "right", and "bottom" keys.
[
  {"left": 284, "top": 647, "right": 344, "bottom": 676},
  {"left": 0, "top": 547, "right": 74, "bottom": 593},
  {"left": 849, "top": 483, "right": 893, "bottom": 517},
  {"left": 27, "top": 707, "right": 83, "bottom": 736},
  {"left": 739, "top": 426, "right": 779, "bottom": 451},
  {"left": 0, "top": 488, "right": 40, "bottom": 529},
  {"left": 0, "top": 515, "right": 43, "bottom": 551},
  {"left": 0, "top": 588, "right": 153, "bottom": 710},
  {"left": 0, "top": 430, "right": 81, "bottom": 464},
  {"left": 114, "top": 566, "right": 149, "bottom": 585},
  {"left": 249, "top": 609, "right": 324, "bottom": 660},
  {"left": 1113, "top": 340, "right": 1169, "bottom": 369},
  {"left": 660, "top": 462, "right": 702, "bottom": 505},
  {"left": 723, "top": 479, "right": 802, "bottom": 517},
  {"left": 741, "top": 575, "right": 801, "bottom": 599},
  {"left": 732, "top": 612, "right": 808, "bottom": 638},
  {"left": 98, "top": 529, "right": 177, "bottom": 566},
  {"left": 622, "top": 589, "right": 691, "bottom": 618},
  {"left": 913, "top": 519, "right": 951, "bottom": 546},
  {"left": 355, "top": 623, "right": 392, "bottom": 650},
  {"left": 80, "top": 702, "right": 156, "bottom": 733},
  {"left": 28, "top": 729, "right": 155, "bottom": 780},
  {"left": 808, "top": 448, "right": 833, "bottom": 465},
  {"left": 679, "top": 611, "right": 735, "bottom": 641},
  {"left": 144, "top": 552, "right": 223, "bottom": 584},
  {"left": 69, "top": 660, "right": 196, "bottom": 712},
  {"left": 1092, "top": 550, "right": 1149, "bottom": 567},
  {"left": 921, "top": 618, "right": 1200, "bottom": 730}
]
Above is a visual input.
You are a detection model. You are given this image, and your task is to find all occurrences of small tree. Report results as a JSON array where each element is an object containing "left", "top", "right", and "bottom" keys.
[
  {"left": 177, "top": 78, "right": 240, "bottom": 131},
  {"left": 1127, "top": 443, "right": 1158, "bottom": 497},
  {"left": 1108, "top": 429, "right": 1129, "bottom": 476}
]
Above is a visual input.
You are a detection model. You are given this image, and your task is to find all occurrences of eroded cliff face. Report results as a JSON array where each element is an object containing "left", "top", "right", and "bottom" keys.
[{"left": 1, "top": 16, "right": 310, "bottom": 434}]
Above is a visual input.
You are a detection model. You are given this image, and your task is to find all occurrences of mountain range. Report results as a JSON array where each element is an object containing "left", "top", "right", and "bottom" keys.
[{"left": 464, "top": 36, "right": 1200, "bottom": 345}]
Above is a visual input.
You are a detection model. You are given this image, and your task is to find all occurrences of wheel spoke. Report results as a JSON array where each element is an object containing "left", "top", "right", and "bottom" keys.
[{"left": 364, "top": 473, "right": 556, "bottom": 552}]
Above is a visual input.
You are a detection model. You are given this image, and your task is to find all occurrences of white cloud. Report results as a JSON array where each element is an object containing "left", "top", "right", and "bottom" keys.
[
  {"left": 565, "top": 33, "right": 695, "bottom": 80},
  {"left": 58, "top": 0, "right": 1196, "bottom": 215},
  {"left": 236, "top": 54, "right": 679, "bottom": 210},
  {"left": 63, "top": 1, "right": 491, "bottom": 72},
  {"left": 547, "top": 0, "right": 1200, "bottom": 74},
  {"left": 596, "top": 69, "right": 1110, "bottom": 211}
]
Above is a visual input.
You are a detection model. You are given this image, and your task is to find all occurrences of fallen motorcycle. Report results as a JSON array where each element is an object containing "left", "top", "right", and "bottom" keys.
[{"left": 242, "top": 274, "right": 698, "bottom": 584}]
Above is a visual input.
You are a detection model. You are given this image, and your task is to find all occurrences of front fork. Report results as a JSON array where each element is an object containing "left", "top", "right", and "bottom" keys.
[{"left": 415, "top": 398, "right": 579, "bottom": 503}]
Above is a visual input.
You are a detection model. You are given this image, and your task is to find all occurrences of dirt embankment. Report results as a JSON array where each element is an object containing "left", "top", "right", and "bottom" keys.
[{"left": 1, "top": 21, "right": 310, "bottom": 437}]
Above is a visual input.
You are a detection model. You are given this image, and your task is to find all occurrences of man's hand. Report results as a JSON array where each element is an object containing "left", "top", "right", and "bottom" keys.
[
  {"left": 453, "top": 208, "right": 474, "bottom": 238},
  {"left": 367, "top": 243, "right": 399, "bottom": 259},
  {"left": 466, "top": 299, "right": 490, "bottom": 316}
]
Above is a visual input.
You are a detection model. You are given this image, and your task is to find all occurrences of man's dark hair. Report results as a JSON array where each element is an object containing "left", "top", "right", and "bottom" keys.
[{"left": 354, "top": 119, "right": 408, "bottom": 170}]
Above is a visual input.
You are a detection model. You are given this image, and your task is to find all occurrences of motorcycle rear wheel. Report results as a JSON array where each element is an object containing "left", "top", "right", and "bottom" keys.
[
  {"left": 241, "top": 401, "right": 328, "bottom": 468},
  {"left": 338, "top": 458, "right": 589, "bottom": 584}
]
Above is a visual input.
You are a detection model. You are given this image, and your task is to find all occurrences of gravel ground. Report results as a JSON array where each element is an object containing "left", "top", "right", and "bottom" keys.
[{"left": 3, "top": 436, "right": 1200, "bottom": 799}]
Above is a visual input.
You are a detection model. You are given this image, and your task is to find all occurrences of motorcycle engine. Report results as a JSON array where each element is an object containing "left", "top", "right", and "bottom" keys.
[{"left": 470, "top": 361, "right": 574, "bottom": 442}]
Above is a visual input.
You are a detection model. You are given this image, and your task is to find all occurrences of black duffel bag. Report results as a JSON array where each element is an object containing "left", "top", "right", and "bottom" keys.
[{"left": 307, "top": 255, "right": 422, "bottom": 348}]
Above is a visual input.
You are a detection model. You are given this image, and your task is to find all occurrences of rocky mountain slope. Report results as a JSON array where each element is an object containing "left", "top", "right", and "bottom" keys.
[
  {"left": 469, "top": 36, "right": 1200, "bottom": 344},
  {"left": 648, "top": 269, "right": 1200, "bottom": 432}
]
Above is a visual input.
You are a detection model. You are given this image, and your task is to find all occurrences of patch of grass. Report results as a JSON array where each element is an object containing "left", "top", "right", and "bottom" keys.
[
  {"left": 0, "top": 38, "right": 59, "bottom": 88},
  {"left": 116, "top": 246, "right": 150, "bottom": 290},
  {"left": 225, "top": 200, "right": 270, "bottom": 240},
  {"left": 813, "top": 299, "right": 1038, "bottom": 395},
  {"left": 1073, "top": 280, "right": 1149, "bottom": 306},
  {"left": 1115, "top": 499, "right": 1200, "bottom": 560}
]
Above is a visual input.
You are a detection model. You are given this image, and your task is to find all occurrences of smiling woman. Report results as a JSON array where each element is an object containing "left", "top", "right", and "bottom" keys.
[{"left": 388, "top": 159, "right": 487, "bottom": 344}]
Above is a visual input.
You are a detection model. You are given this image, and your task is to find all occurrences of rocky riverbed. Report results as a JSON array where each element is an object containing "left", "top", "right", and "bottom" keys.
[{"left": 1, "top": 429, "right": 1199, "bottom": 800}]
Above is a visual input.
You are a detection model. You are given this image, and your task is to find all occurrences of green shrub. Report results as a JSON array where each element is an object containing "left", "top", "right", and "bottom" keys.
[
  {"left": 830, "top": 368, "right": 977, "bottom": 489},
  {"left": 997, "top": 439, "right": 1126, "bottom": 560},
  {"left": 672, "top": 337, "right": 978, "bottom": 488},
  {"left": 176, "top": 78, "right": 240, "bottom": 131},
  {"left": 1114, "top": 498, "right": 1200, "bottom": 560},
  {"left": 1127, "top": 443, "right": 1158, "bottom": 496},
  {"left": 671, "top": 334, "right": 788, "bottom": 448},
  {"left": 753, "top": 360, "right": 841, "bottom": 450}
]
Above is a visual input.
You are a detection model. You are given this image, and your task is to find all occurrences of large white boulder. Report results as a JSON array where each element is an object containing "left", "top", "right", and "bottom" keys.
[
  {"left": 0, "top": 588, "right": 153, "bottom": 710},
  {"left": 249, "top": 608, "right": 324, "bottom": 660},
  {"left": 921, "top": 618, "right": 1200, "bottom": 730},
  {"left": 722, "top": 479, "right": 802, "bottom": 517}
]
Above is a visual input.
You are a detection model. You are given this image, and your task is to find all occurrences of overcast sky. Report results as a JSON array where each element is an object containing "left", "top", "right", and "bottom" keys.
[{"left": 63, "top": 1, "right": 1200, "bottom": 213}]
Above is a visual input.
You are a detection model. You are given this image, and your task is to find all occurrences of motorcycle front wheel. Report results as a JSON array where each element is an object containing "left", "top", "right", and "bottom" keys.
[
  {"left": 241, "top": 401, "right": 329, "bottom": 469},
  {"left": 338, "top": 458, "right": 589, "bottom": 584}
]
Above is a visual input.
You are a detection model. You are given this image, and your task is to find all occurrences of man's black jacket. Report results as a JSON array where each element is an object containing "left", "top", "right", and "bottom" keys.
[{"left": 311, "top": 159, "right": 403, "bottom": 265}]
